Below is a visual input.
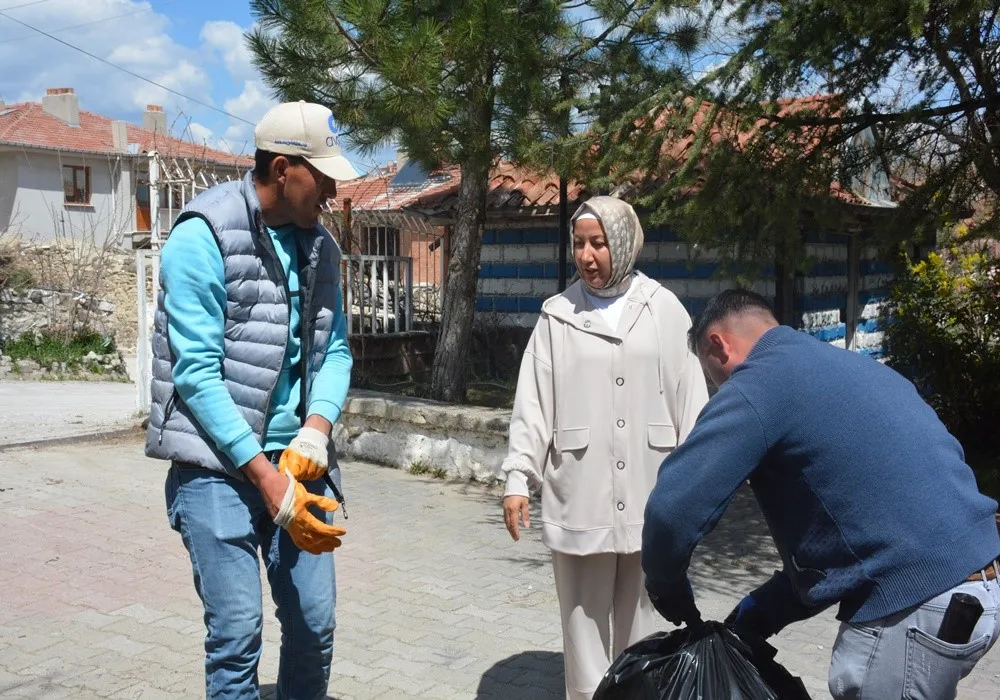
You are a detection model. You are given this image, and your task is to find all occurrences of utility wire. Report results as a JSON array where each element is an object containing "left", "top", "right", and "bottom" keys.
[
  {"left": 0, "top": 0, "right": 52, "bottom": 12},
  {"left": 0, "top": 8, "right": 254, "bottom": 124},
  {"left": 0, "top": 0, "right": 181, "bottom": 45}
]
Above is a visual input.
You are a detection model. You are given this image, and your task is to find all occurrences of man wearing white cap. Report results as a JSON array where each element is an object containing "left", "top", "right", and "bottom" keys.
[{"left": 147, "top": 101, "right": 360, "bottom": 698}]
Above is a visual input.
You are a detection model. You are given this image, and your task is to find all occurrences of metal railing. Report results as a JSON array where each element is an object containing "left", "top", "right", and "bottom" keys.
[{"left": 343, "top": 253, "right": 414, "bottom": 335}]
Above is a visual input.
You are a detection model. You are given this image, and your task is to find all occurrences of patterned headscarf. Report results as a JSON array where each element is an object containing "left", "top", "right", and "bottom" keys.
[{"left": 571, "top": 196, "right": 645, "bottom": 298}]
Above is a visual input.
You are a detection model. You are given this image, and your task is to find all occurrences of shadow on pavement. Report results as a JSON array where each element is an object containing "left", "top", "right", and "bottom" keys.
[
  {"left": 475, "top": 650, "right": 564, "bottom": 699},
  {"left": 467, "top": 477, "right": 781, "bottom": 598}
]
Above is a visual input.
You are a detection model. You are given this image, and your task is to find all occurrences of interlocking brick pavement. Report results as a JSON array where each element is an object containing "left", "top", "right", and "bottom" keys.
[{"left": 0, "top": 436, "right": 998, "bottom": 699}]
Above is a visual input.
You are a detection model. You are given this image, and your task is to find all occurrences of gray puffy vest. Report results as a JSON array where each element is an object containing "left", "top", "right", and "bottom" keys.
[{"left": 145, "top": 171, "right": 343, "bottom": 477}]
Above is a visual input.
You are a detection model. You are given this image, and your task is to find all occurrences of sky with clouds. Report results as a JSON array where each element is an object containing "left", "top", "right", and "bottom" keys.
[{"left": 0, "top": 0, "right": 395, "bottom": 173}]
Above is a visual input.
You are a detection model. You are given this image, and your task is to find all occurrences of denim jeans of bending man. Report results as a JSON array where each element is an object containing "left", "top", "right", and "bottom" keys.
[
  {"left": 828, "top": 565, "right": 1000, "bottom": 699},
  {"left": 165, "top": 455, "right": 338, "bottom": 700}
]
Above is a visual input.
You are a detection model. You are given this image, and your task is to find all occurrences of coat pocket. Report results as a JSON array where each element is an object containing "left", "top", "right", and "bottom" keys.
[
  {"left": 555, "top": 427, "right": 590, "bottom": 453},
  {"left": 647, "top": 423, "right": 677, "bottom": 449}
]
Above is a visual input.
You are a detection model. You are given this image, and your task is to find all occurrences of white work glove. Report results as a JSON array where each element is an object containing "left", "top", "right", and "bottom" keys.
[{"left": 278, "top": 426, "right": 329, "bottom": 482}]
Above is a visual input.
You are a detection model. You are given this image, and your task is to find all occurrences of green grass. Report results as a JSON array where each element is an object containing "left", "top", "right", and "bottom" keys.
[
  {"left": 1, "top": 330, "right": 114, "bottom": 372},
  {"left": 408, "top": 460, "right": 449, "bottom": 479}
]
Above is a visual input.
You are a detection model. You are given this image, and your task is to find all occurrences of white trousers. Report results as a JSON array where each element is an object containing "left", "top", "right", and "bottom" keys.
[{"left": 551, "top": 551, "right": 660, "bottom": 700}]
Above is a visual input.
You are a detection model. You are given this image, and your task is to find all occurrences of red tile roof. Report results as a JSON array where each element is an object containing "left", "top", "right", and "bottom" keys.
[
  {"left": 338, "top": 161, "right": 588, "bottom": 217},
  {"left": 0, "top": 101, "right": 253, "bottom": 168},
  {"left": 339, "top": 94, "right": 893, "bottom": 217}
]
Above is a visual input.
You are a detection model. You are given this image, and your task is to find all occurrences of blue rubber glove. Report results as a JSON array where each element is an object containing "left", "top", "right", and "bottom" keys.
[
  {"left": 646, "top": 577, "right": 701, "bottom": 626},
  {"left": 726, "top": 570, "right": 825, "bottom": 639}
]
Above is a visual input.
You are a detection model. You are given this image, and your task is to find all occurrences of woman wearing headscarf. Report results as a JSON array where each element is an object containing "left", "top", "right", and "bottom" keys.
[{"left": 500, "top": 196, "right": 709, "bottom": 700}]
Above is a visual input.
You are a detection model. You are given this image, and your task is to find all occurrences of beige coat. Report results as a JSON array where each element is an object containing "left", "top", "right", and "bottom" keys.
[{"left": 502, "top": 273, "right": 709, "bottom": 555}]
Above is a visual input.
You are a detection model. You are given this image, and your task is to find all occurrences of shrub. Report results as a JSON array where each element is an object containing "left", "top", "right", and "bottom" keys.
[
  {"left": 1, "top": 329, "right": 114, "bottom": 371},
  {"left": 883, "top": 242, "right": 1000, "bottom": 498}
]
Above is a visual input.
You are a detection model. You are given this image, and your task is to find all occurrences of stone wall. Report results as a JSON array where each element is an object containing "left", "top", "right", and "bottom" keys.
[
  {"left": 0, "top": 242, "right": 139, "bottom": 351},
  {"left": 0, "top": 350, "right": 128, "bottom": 381},
  {"left": 0, "top": 288, "right": 116, "bottom": 342},
  {"left": 334, "top": 390, "right": 510, "bottom": 483}
]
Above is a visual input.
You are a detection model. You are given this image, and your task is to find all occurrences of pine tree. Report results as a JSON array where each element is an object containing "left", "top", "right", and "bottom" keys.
[
  {"left": 248, "top": 0, "right": 704, "bottom": 400},
  {"left": 248, "top": 0, "right": 573, "bottom": 402},
  {"left": 568, "top": 1, "right": 1000, "bottom": 307}
]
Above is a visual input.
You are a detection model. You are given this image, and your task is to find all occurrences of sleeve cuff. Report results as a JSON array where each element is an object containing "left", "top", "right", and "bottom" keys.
[
  {"left": 308, "top": 399, "right": 342, "bottom": 427},
  {"left": 226, "top": 431, "right": 265, "bottom": 469},
  {"left": 503, "top": 470, "right": 531, "bottom": 498}
]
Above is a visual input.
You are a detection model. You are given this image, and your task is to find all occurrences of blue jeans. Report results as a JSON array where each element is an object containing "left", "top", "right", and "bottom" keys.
[
  {"left": 828, "top": 566, "right": 1000, "bottom": 699},
  {"left": 165, "top": 460, "right": 338, "bottom": 700}
]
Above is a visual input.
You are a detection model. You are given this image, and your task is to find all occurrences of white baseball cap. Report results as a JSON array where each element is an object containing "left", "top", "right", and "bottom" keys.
[{"left": 255, "top": 101, "right": 361, "bottom": 182}]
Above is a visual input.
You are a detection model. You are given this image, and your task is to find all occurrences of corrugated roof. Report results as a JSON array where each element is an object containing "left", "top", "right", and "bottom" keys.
[{"left": 0, "top": 101, "right": 253, "bottom": 168}]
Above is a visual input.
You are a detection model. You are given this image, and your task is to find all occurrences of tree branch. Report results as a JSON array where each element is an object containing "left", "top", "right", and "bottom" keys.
[
  {"left": 324, "top": 6, "right": 379, "bottom": 67},
  {"left": 767, "top": 98, "right": 997, "bottom": 129}
]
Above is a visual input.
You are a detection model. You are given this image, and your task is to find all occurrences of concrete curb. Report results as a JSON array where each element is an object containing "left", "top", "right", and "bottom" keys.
[
  {"left": 0, "top": 424, "right": 144, "bottom": 453},
  {"left": 335, "top": 390, "right": 511, "bottom": 483}
]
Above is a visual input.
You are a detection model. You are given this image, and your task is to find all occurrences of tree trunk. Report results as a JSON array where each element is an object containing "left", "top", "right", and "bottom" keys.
[
  {"left": 429, "top": 158, "right": 490, "bottom": 402},
  {"left": 774, "top": 259, "right": 797, "bottom": 326}
]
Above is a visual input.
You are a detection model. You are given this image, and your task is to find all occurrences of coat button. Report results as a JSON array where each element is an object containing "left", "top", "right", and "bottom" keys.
[
  {"left": 617, "top": 502, "right": 625, "bottom": 511},
  {"left": 584, "top": 320, "right": 591, "bottom": 328},
  {"left": 617, "top": 419, "right": 625, "bottom": 428},
  {"left": 617, "top": 460, "right": 625, "bottom": 470},
  {"left": 616, "top": 377, "right": 624, "bottom": 386}
]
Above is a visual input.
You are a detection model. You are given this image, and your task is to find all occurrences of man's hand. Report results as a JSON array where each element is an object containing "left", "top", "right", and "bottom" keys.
[
  {"left": 275, "top": 477, "right": 346, "bottom": 554},
  {"left": 242, "top": 451, "right": 346, "bottom": 553},
  {"left": 243, "top": 453, "right": 289, "bottom": 518},
  {"left": 279, "top": 423, "right": 330, "bottom": 482},
  {"left": 503, "top": 495, "right": 530, "bottom": 541},
  {"left": 646, "top": 577, "right": 701, "bottom": 626},
  {"left": 726, "top": 593, "right": 779, "bottom": 640}
]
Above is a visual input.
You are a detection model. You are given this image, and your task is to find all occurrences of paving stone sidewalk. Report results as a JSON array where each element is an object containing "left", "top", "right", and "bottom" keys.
[
  {"left": 0, "top": 436, "right": 998, "bottom": 699},
  {"left": 0, "top": 381, "right": 137, "bottom": 446}
]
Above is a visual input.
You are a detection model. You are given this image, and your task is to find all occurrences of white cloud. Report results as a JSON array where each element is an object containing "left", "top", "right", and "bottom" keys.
[
  {"left": 224, "top": 80, "right": 274, "bottom": 122},
  {"left": 201, "top": 20, "right": 258, "bottom": 84},
  {"left": 214, "top": 80, "right": 276, "bottom": 155},
  {"left": 185, "top": 122, "right": 214, "bottom": 146},
  {"left": 0, "top": 0, "right": 212, "bottom": 130}
]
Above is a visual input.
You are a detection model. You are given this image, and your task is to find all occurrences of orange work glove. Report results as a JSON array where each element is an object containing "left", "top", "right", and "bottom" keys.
[
  {"left": 279, "top": 426, "right": 329, "bottom": 482},
  {"left": 273, "top": 474, "right": 346, "bottom": 554}
]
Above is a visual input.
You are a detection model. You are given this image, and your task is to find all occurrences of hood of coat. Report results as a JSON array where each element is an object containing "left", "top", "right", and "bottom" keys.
[{"left": 542, "top": 271, "right": 663, "bottom": 334}]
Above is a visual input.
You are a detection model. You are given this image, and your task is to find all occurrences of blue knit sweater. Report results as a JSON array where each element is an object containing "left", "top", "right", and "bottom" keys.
[{"left": 642, "top": 325, "right": 1000, "bottom": 625}]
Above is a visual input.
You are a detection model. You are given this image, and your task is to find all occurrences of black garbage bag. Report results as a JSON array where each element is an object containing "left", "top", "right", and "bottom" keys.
[{"left": 594, "top": 621, "right": 812, "bottom": 700}]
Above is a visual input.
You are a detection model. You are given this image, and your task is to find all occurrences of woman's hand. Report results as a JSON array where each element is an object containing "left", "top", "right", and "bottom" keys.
[{"left": 503, "top": 495, "right": 531, "bottom": 541}]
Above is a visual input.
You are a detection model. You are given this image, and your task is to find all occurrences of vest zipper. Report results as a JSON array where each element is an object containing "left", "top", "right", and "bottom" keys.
[
  {"left": 158, "top": 390, "right": 177, "bottom": 446},
  {"left": 257, "top": 212, "right": 290, "bottom": 449}
]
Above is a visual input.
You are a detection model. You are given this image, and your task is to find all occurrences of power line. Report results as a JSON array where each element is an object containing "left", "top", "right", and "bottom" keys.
[
  {"left": 0, "top": 9, "right": 255, "bottom": 125},
  {"left": 0, "top": 0, "right": 181, "bottom": 45},
  {"left": 0, "top": 0, "right": 52, "bottom": 11}
]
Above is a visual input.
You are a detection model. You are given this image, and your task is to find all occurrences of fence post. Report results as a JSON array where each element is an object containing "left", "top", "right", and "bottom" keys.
[
  {"left": 369, "top": 258, "right": 377, "bottom": 334},
  {"left": 406, "top": 258, "right": 413, "bottom": 332},
  {"left": 135, "top": 250, "right": 150, "bottom": 411},
  {"left": 345, "top": 256, "right": 354, "bottom": 336},
  {"left": 382, "top": 255, "right": 389, "bottom": 331}
]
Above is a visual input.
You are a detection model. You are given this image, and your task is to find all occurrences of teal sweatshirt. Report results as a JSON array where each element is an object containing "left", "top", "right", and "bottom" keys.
[{"left": 159, "top": 218, "right": 352, "bottom": 468}]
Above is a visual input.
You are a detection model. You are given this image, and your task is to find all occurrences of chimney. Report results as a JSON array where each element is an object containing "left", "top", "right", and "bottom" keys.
[
  {"left": 111, "top": 120, "right": 128, "bottom": 153},
  {"left": 42, "top": 87, "right": 79, "bottom": 127},
  {"left": 143, "top": 104, "right": 167, "bottom": 136}
]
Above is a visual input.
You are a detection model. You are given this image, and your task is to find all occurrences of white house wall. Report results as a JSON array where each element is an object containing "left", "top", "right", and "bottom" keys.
[
  {"left": 10, "top": 150, "right": 132, "bottom": 244},
  {"left": 0, "top": 152, "right": 17, "bottom": 234}
]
